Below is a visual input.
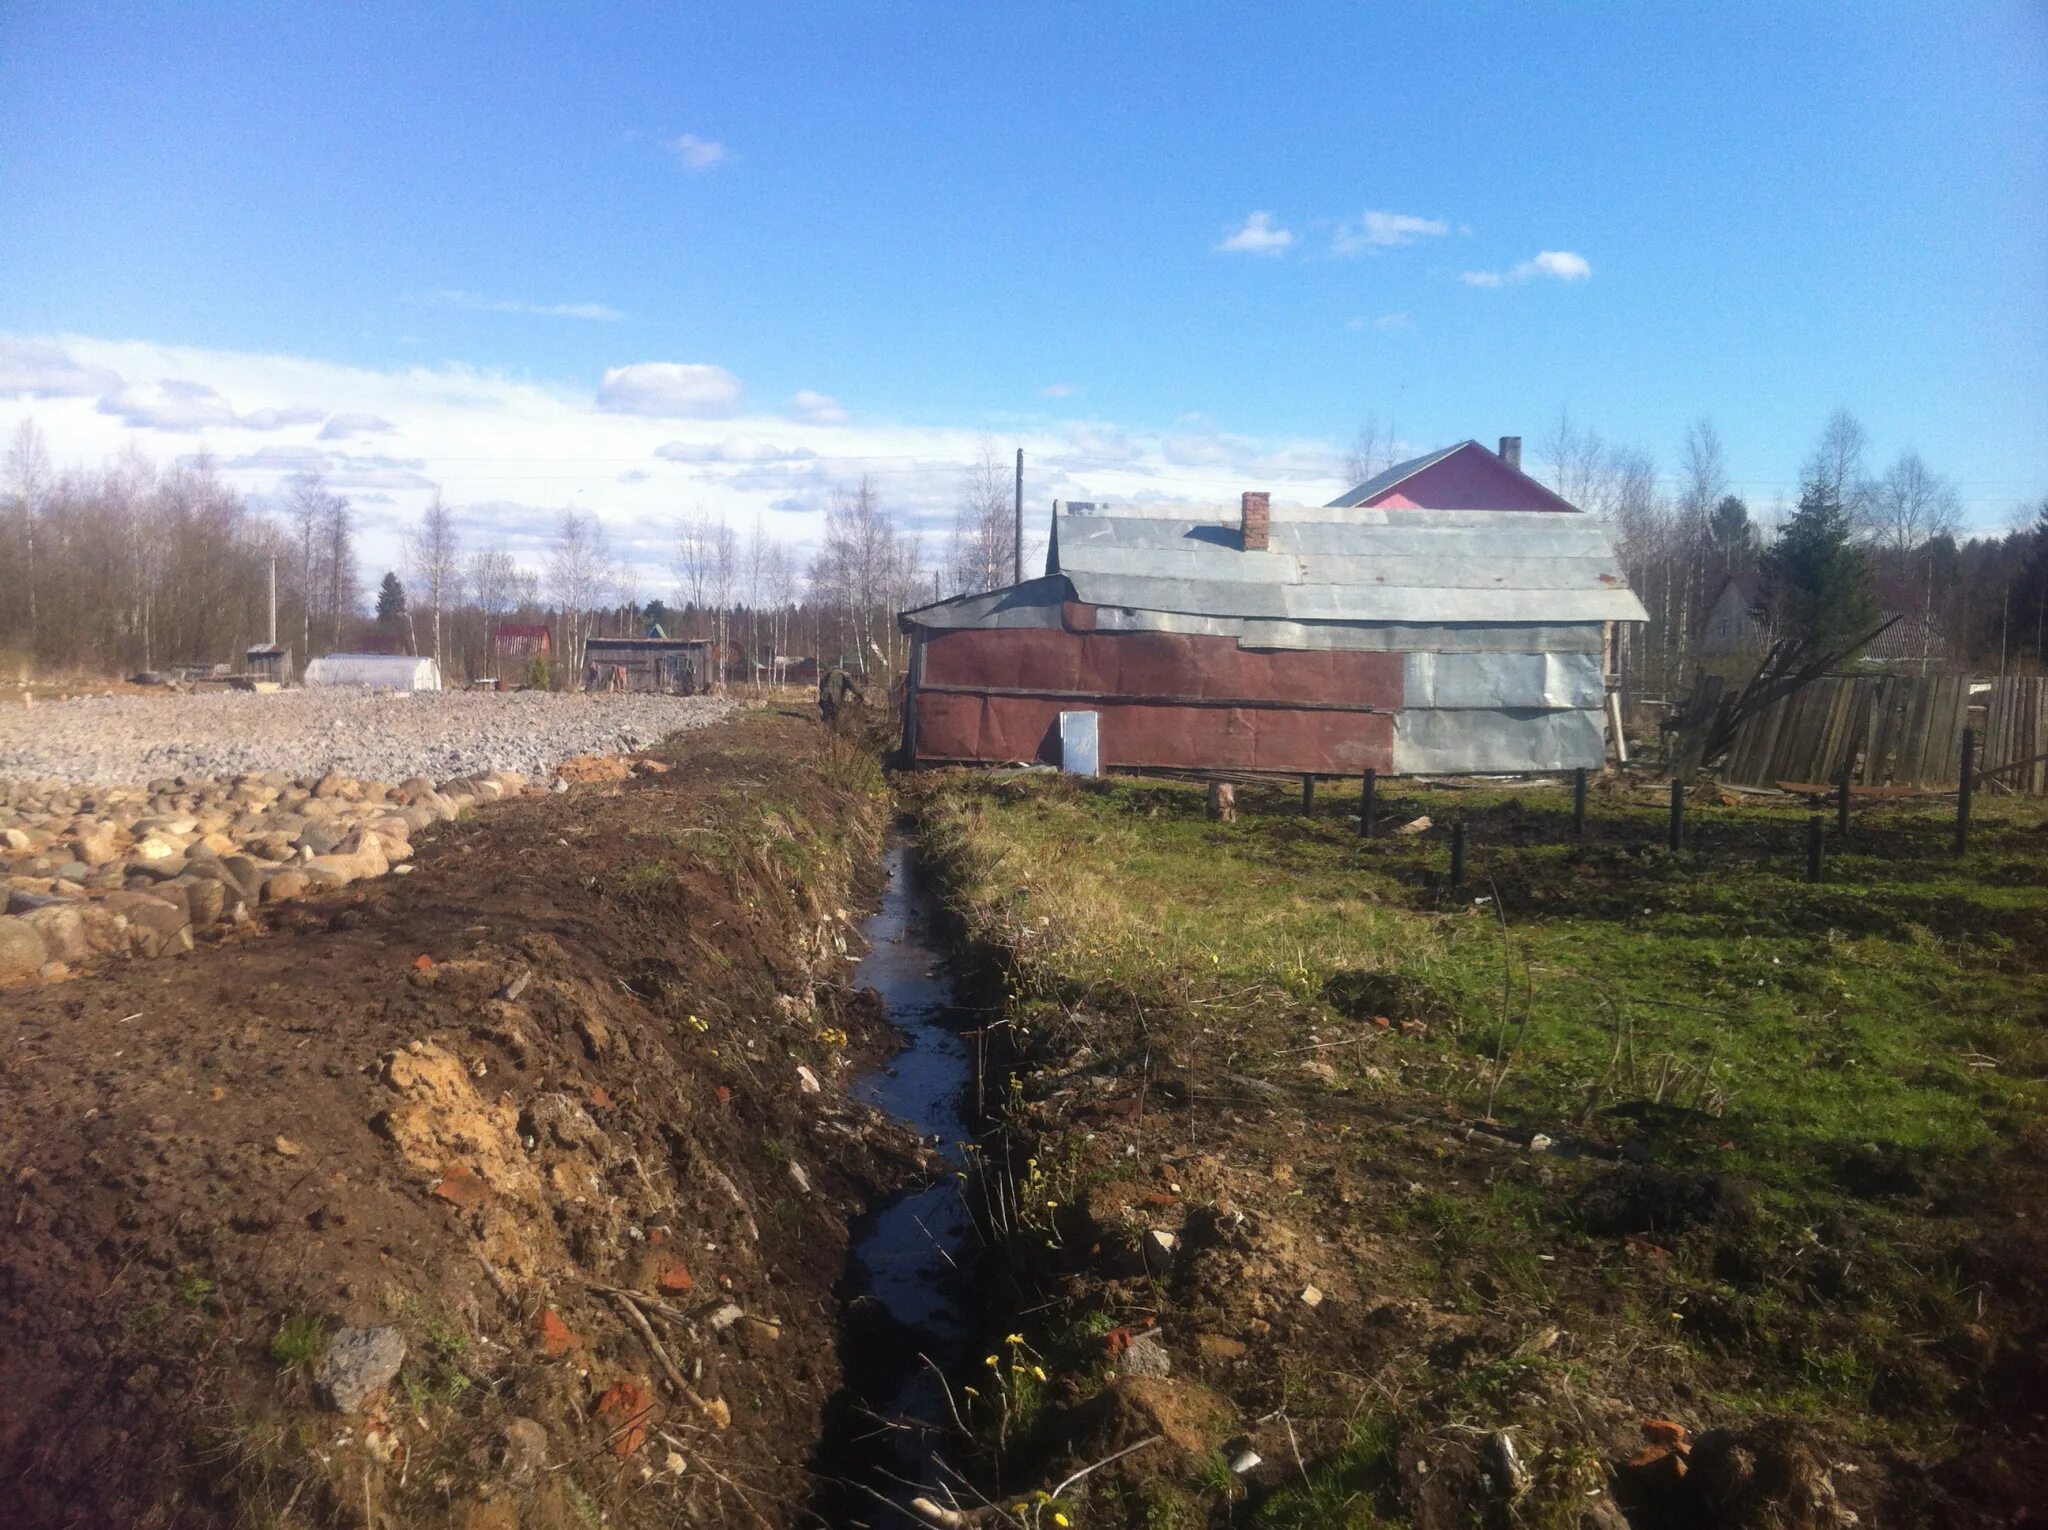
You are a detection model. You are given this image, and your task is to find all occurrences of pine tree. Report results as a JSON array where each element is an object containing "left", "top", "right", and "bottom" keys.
[
  {"left": 1767, "top": 478, "right": 1878, "bottom": 653},
  {"left": 375, "top": 571, "right": 407, "bottom": 626}
]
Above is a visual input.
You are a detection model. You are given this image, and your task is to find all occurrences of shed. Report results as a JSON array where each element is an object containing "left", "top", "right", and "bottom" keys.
[
  {"left": 581, "top": 636, "right": 717, "bottom": 694},
  {"left": 493, "top": 623, "right": 554, "bottom": 659},
  {"left": 302, "top": 653, "right": 443, "bottom": 691},
  {"left": 897, "top": 437, "right": 1648, "bottom": 776},
  {"left": 243, "top": 643, "right": 294, "bottom": 684}
]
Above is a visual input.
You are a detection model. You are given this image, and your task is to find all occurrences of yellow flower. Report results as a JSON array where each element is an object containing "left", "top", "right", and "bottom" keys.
[
  {"left": 1031, "top": 1365, "right": 1047, "bottom": 1382},
  {"left": 1054, "top": 1515, "right": 1071, "bottom": 1527},
  {"left": 984, "top": 1354, "right": 999, "bottom": 1367},
  {"left": 1006, "top": 1333, "right": 1026, "bottom": 1346}
]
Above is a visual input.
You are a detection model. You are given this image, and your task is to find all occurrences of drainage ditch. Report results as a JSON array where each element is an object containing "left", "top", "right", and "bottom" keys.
[{"left": 813, "top": 836, "right": 984, "bottom": 1524}]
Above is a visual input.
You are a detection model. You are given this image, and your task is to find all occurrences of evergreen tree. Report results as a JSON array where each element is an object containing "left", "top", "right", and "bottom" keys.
[
  {"left": 1766, "top": 478, "right": 1878, "bottom": 653},
  {"left": 1708, "top": 494, "right": 1755, "bottom": 571},
  {"left": 375, "top": 571, "right": 407, "bottom": 626}
]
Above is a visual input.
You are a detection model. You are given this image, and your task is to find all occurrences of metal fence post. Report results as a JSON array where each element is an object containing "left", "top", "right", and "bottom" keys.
[
  {"left": 1807, "top": 814, "right": 1824, "bottom": 883},
  {"left": 1359, "top": 769, "right": 1376, "bottom": 838},
  {"left": 1449, "top": 820, "right": 1467, "bottom": 890},
  {"left": 1955, "top": 726, "right": 1974, "bottom": 855},
  {"left": 1836, "top": 766, "right": 1851, "bottom": 839},
  {"left": 1667, "top": 778, "right": 1684, "bottom": 851},
  {"left": 1572, "top": 767, "right": 1587, "bottom": 839},
  {"left": 1301, "top": 774, "right": 1316, "bottom": 817}
]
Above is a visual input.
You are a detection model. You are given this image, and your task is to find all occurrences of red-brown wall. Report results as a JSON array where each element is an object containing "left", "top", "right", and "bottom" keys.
[{"left": 911, "top": 610, "right": 1400, "bottom": 772}]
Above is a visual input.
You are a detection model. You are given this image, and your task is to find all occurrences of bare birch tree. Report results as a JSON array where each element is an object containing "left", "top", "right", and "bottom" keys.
[
  {"left": 946, "top": 439, "right": 1018, "bottom": 597},
  {"left": 405, "top": 491, "right": 461, "bottom": 671},
  {"left": 1342, "top": 413, "right": 1403, "bottom": 485}
]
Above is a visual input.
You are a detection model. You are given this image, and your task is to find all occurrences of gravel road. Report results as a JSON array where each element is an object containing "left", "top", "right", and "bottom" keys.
[{"left": 0, "top": 689, "right": 737, "bottom": 787}]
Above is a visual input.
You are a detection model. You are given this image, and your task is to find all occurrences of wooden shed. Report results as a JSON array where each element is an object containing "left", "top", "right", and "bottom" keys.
[{"left": 581, "top": 636, "right": 718, "bottom": 694}]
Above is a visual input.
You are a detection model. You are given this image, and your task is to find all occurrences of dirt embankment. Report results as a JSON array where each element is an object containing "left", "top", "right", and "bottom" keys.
[{"left": 0, "top": 709, "right": 920, "bottom": 1528}]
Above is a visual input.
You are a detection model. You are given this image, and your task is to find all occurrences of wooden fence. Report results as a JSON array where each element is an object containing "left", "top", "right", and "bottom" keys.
[{"left": 1721, "top": 675, "right": 2048, "bottom": 793}]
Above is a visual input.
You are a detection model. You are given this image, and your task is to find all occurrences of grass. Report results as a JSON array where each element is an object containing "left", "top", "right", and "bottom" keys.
[
  {"left": 922, "top": 773, "right": 2046, "bottom": 1205},
  {"left": 915, "top": 769, "right": 2048, "bottom": 1520},
  {"left": 268, "top": 1313, "right": 326, "bottom": 1371}
]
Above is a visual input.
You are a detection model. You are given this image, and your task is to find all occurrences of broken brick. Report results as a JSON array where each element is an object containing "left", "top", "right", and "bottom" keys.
[
  {"left": 588, "top": 1085, "right": 613, "bottom": 1110},
  {"left": 432, "top": 1164, "right": 492, "bottom": 1210},
  {"left": 536, "top": 1308, "right": 577, "bottom": 1357},
  {"left": 594, "top": 1379, "right": 656, "bottom": 1459}
]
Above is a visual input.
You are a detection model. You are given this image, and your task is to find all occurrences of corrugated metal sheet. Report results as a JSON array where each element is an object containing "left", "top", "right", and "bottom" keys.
[
  {"left": 1048, "top": 503, "right": 1647, "bottom": 626},
  {"left": 1392, "top": 707, "right": 1605, "bottom": 774},
  {"left": 1403, "top": 651, "right": 1604, "bottom": 710},
  {"left": 902, "top": 579, "right": 1607, "bottom": 653}
]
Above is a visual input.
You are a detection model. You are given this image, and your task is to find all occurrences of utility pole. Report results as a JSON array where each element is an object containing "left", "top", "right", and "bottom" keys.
[
  {"left": 1014, "top": 448, "right": 1024, "bottom": 585},
  {"left": 267, "top": 556, "right": 278, "bottom": 647}
]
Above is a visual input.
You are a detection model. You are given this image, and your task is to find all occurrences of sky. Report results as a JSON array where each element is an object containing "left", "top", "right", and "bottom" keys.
[{"left": 2, "top": 2, "right": 2044, "bottom": 586}]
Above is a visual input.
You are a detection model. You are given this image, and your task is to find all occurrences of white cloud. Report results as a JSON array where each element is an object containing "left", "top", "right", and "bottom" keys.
[
  {"left": 0, "top": 333, "right": 1361, "bottom": 592},
  {"left": 789, "top": 389, "right": 848, "bottom": 425},
  {"left": 318, "top": 412, "right": 394, "bottom": 440},
  {"left": 0, "top": 336, "right": 120, "bottom": 398},
  {"left": 1040, "top": 382, "right": 1077, "bottom": 399},
  {"left": 1461, "top": 249, "right": 1593, "bottom": 287},
  {"left": 1331, "top": 210, "right": 1449, "bottom": 255},
  {"left": 1214, "top": 211, "right": 1293, "bottom": 256},
  {"left": 415, "top": 290, "right": 623, "bottom": 322},
  {"left": 98, "top": 379, "right": 241, "bottom": 431},
  {"left": 596, "top": 362, "right": 744, "bottom": 418},
  {"left": 668, "top": 133, "right": 727, "bottom": 171},
  {"left": 240, "top": 404, "right": 327, "bottom": 431}
]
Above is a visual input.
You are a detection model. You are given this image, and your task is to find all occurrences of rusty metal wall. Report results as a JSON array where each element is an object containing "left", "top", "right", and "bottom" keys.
[{"left": 912, "top": 623, "right": 1401, "bottom": 772}]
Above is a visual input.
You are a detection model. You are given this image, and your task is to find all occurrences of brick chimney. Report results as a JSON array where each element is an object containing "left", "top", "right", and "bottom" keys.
[
  {"left": 1498, "top": 436, "right": 1522, "bottom": 472},
  {"left": 1240, "top": 491, "right": 1271, "bottom": 552}
]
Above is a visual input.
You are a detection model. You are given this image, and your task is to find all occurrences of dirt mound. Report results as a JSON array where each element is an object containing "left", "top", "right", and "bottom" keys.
[{"left": 0, "top": 711, "right": 911, "bottom": 1528}]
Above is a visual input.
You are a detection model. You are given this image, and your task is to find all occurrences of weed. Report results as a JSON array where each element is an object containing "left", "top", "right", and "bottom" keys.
[
  {"left": 178, "top": 1272, "right": 216, "bottom": 1307},
  {"left": 268, "top": 1313, "right": 325, "bottom": 1371}
]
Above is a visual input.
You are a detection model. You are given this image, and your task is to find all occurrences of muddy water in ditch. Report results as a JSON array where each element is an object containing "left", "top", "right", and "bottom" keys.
[{"left": 813, "top": 838, "right": 983, "bottom": 1524}]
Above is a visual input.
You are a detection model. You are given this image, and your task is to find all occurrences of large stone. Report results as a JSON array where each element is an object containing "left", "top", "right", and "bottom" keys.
[
  {"left": 315, "top": 1326, "right": 406, "bottom": 1413},
  {"left": 263, "top": 871, "right": 310, "bottom": 903},
  {"left": 75, "top": 902, "right": 132, "bottom": 956},
  {"left": 103, "top": 890, "right": 189, "bottom": 957},
  {"left": 21, "top": 905, "right": 87, "bottom": 964},
  {"left": 0, "top": 917, "right": 45, "bottom": 980},
  {"left": 219, "top": 855, "right": 265, "bottom": 901},
  {"left": 178, "top": 875, "right": 227, "bottom": 928},
  {"left": 71, "top": 827, "right": 119, "bottom": 867}
]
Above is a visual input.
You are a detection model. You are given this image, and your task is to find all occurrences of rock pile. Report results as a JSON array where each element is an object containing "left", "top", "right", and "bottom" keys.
[{"left": 0, "top": 766, "right": 531, "bottom": 982}]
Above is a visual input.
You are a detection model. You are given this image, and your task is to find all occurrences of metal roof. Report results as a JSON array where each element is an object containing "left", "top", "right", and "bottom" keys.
[
  {"left": 1322, "top": 442, "right": 1466, "bottom": 507},
  {"left": 1046, "top": 501, "right": 1648, "bottom": 625}
]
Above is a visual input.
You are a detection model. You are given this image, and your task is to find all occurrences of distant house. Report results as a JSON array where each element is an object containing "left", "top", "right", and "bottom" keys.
[
  {"left": 493, "top": 623, "right": 553, "bottom": 661},
  {"left": 1701, "top": 572, "right": 1770, "bottom": 655},
  {"left": 1701, "top": 572, "right": 1951, "bottom": 670}
]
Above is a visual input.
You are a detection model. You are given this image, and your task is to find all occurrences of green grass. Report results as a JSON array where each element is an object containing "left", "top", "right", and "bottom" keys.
[
  {"left": 268, "top": 1314, "right": 326, "bottom": 1371},
  {"left": 922, "top": 773, "right": 2047, "bottom": 1204},
  {"left": 917, "top": 770, "right": 2048, "bottom": 1519}
]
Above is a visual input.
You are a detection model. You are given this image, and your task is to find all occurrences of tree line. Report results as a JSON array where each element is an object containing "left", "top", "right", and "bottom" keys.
[
  {"left": 5, "top": 414, "right": 2045, "bottom": 688},
  {"left": 1360, "top": 408, "right": 2048, "bottom": 692}
]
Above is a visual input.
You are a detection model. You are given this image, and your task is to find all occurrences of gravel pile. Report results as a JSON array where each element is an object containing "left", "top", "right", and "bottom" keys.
[{"left": 0, "top": 689, "right": 737, "bottom": 788}]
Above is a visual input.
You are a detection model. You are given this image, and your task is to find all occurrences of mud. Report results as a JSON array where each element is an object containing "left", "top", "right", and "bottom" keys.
[{"left": 0, "top": 710, "right": 915, "bottom": 1528}]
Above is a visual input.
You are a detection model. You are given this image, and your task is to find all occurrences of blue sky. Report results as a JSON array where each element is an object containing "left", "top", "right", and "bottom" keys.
[{"left": 3, "top": 1, "right": 2044, "bottom": 574}]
